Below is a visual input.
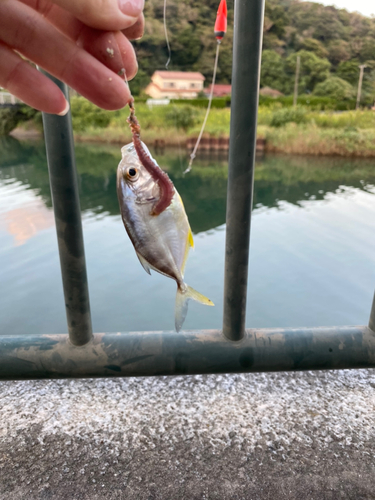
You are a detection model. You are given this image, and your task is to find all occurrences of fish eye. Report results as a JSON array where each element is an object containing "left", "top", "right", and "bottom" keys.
[{"left": 126, "top": 167, "right": 139, "bottom": 181}]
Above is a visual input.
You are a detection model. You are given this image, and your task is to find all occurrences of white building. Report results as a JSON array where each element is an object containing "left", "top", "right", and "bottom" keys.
[{"left": 145, "top": 71, "right": 205, "bottom": 99}]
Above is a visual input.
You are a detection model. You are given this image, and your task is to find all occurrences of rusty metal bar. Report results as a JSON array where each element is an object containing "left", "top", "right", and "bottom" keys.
[
  {"left": 41, "top": 73, "right": 93, "bottom": 346},
  {"left": 223, "top": 0, "right": 265, "bottom": 341},
  {"left": 1, "top": 326, "right": 374, "bottom": 380}
]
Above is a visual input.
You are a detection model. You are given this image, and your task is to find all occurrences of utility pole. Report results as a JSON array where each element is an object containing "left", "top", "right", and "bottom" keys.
[
  {"left": 356, "top": 64, "right": 367, "bottom": 110},
  {"left": 293, "top": 55, "right": 300, "bottom": 107}
]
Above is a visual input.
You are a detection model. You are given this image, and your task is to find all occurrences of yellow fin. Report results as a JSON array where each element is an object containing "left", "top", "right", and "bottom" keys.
[
  {"left": 176, "top": 191, "right": 193, "bottom": 247},
  {"left": 181, "top": 242, "right": 189, "bottom": 276},
  {"left": 188, "top": 228, "right": 194, "bottom": 248},
  {"left": 175, "top": 284, "right": 214, "bottom": 332},
  {"left": 185, "top": 285, "right": 214, "bottom": 307},
  {"left": 180, "top": 227, "right": 194, "bottom": 276}
]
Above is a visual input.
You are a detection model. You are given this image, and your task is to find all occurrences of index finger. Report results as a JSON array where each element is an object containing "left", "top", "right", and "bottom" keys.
[
  {"left": 122, "top": 13, "right": 144, "bottom": 40},
  {"left": 49, "top": 0, "right": 144, "bottom": 31},
  {"left": 0, "top": 1, "right": 132, "bottom": 110}
]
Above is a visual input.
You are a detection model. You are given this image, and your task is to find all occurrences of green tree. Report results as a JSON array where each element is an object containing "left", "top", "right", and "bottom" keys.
[
  {"left": 70, "top": 97, "right": 112, "bottom": 132},
  {"left": 260, "top": 50, "right": 287, "bottom": 92},
  {"left": 288, "top": 2, "right": 347, "bottom": 43},
  {"left": 361, "top": 38, "right": 375, "bottom": 62},
  {"left": 130, "top": 69, "right": 150, "bottom": 96},
  {"left": 337, "top": 60, "right": 375, "bottom": 100},
  {"left": 171, "top": 26, "right": 202, "bottom": 67},
  {"left": 336, "top": 60, "right": 360, "bottom": 85},
  {"left": 165, "top": 105, "right": 199, "bottom": 131},
  {"left": 299, "top": 38, "right": 328, "bottom": 59},
  {"left": 0, "top": 104, "right": 38, "bottom": 135},
  {"left": 128, "top": 0, "right": 375, "bottom": 97},
  {"left": 285, "top": 50, "right": 331, "bottom": 94},
  {"left": 264, "top": 0, "right": 289, "bottom": 38},
  {"left": 314, "top": 77, "right": 355, "bottom": 100},
  {"left": 263, "top": 0, "right": 289, "bottom": 51},
  {"left": 327, "top": 40, "right": 350, "bottom": 66}
]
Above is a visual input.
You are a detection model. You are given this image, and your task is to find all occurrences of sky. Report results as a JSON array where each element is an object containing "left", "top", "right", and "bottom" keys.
[{"left": 307, "top": 0, "right": 374, "bottom": 17}]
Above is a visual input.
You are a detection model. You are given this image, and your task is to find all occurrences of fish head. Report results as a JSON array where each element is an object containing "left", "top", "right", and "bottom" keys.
[{"left": 117, "top": 142, "right": 160, "bottom": 204}]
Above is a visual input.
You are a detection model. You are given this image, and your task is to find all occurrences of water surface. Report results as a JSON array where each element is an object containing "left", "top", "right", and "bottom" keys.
[{"left": 1, "top": 136, "right": 375, "bottom": 335}]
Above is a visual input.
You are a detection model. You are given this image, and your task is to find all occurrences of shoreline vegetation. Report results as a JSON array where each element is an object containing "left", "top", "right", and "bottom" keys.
[
  {"left": 4, "top": 0, "right": 375, "bottom": 159},
  {"left": 64, "top": 0, "right": 375, "bottom": 160},
  {"left": 69, "top": 99, "right": 375, "bottom": 158},
  {"left": 9, "top": 97, "right": 375, "bottom": 158}
]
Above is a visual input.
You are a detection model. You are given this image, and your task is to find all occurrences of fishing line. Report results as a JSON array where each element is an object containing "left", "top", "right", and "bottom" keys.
[
  {"left": 183, "top": 41, "right": 221, "bottom": 175},
  {"left": 163, "top": 0, "right": 172, "bottom": 70},
  {"left": 162, "top": 0, "right": 185, "bottom": 172},
  {"left": 123, "top": 68, "right": 129, "bottom": 88},
  {"left": 184, "top": 0, "right": 227, "bottom": 174},
  {"left": 162, "top": 0, "right": 227, "bottom": 174}
]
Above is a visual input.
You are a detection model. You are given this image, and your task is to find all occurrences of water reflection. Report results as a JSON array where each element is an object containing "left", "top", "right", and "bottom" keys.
[
  {"left": 1, "top": 136, "right": 375, "bottom": 334},
  {"left": 3, "top": 200, "right": 54, "bottom": 246},
  {"left": 2, "top": 137, "right": 375, "bottom": 235}
]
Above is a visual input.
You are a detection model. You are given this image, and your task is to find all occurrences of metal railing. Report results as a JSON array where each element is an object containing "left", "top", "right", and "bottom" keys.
[{"left": 1, "top": 0, "right": 375, "bottom": 380}]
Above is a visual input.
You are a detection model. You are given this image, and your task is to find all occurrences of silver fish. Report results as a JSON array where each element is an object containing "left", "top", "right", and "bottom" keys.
[{"left": 117, "top": 142, "right": 214, "bottom": 331}]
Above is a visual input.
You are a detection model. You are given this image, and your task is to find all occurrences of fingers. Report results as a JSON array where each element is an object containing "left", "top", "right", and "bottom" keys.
[
  {"left": 19, "top": 0, "right": 144, "bottom": 41},
  {"left": 0, "top": 1, "right": 132, "bottom": 110},
  {"left": 78, "top": 28, "right": 138, "bottom": 80},
  {"left": 122, "top": 13, "right": 144, "bottom": 40},
  {"left": 42, "top": 8, "right": 138, "bottom": 80},
  {"left": 19, "top": 0, "right": 139, "bottom": 78},
  {"left": 0, "top": 41, "right": 68, "bottom": 114},
  {"left": 49, "top": 0, "right": 144, "bottom": 31}
]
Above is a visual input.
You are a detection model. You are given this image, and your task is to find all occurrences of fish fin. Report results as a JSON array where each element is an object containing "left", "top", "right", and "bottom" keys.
[
  {"left": 136, "top": 252, "right": 151, "bottom": 275},
  {"left": 188, "top": 227, "right": 194, "bottom": 249},
  {"left": 180, "top": 228, "right": 194, "bottom": 277},
  {"left": 176, "top": 190, "right": 194, "bottom": 249},
  {"left": 175, "top": 284, "right": 214, "bottom": 332},
  {"left": 180, "top": 241, "right": 189, "bottom": 277}
]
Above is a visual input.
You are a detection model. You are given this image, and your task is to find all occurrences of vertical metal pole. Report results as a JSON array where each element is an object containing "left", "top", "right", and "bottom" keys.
[
  {"left": 369, "top": 292, "right": 375, "bottom": 333},
  {"left": 41, "top": 74, "right": 93, "bottom": 346},
  {"left": 293, "top": 55, "right": 300, "bottom": 107},
  {"left": 223, "top": 0, "right": 265, "bottom": 341}
]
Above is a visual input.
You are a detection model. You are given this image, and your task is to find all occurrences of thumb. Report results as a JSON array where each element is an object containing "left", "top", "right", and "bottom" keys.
[{"left": 49, "top": 0, "right": 144, "bottom": 31}]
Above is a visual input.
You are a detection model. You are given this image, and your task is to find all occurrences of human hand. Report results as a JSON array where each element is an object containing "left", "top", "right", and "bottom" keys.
[{"left": 0, "top": 0, "right": 144, "bottom": 115}]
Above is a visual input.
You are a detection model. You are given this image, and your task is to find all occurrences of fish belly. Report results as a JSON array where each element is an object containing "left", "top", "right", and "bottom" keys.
[{"left": 126, "top": 191, "right": 190, "bottom": 283}]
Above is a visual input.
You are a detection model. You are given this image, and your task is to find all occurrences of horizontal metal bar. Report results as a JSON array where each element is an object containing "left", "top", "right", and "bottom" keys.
[{"left": 1, "top": 326, "right": 374, "bottom": 380}]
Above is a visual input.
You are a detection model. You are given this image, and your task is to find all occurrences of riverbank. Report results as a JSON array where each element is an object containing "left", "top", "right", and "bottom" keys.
[
  {"left": 72, "top": 101, "right": 375, "bottom": 157},
  {"left": 13, "top": 123, "right": 375, "bottom": 158},
  {"left": 13, "top": 101, "right": 375, "bottom": 157},
  {"left": 260, "top": 124, "right": 375, "bottom": 157},
  {"left": 73, "top": 124, "right": 375, "bottom": 158}
]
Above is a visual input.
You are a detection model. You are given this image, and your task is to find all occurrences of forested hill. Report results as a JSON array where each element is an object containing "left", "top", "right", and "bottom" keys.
[{"left": 132, "top": 0, "right": 375, "bottom": 99}]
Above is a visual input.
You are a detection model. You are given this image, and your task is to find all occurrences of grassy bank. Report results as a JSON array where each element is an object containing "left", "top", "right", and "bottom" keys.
[
  {"left": 25, "top": 97, "right": 375, "bottom": 157},
  {"left": 258, "top": 124, "right": 375, "bottom": 157},
  {"left": 74, "top": 103, "right": 231, "bottom": 145}
]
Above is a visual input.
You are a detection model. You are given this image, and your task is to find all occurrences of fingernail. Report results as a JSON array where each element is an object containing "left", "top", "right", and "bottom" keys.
[
  {"left": 57, "top": 100, "right": 70, "bottom": 116},
  {"left": 118, "top": 0, "right": 144, "bottom": 18}
]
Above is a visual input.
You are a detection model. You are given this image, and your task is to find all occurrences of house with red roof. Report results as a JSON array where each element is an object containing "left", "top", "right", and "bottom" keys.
[
  {"left": 206, "top": 84, "right": 231, "bottom": 97},
  {"left": 145, "top": 71, "right": 205, "bottom": 99}
]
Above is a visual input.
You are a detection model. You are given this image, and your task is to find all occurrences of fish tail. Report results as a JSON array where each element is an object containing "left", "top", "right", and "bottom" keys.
[{"left": 175, "top": 284, "right": 214, "bottom": 332}]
